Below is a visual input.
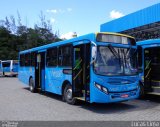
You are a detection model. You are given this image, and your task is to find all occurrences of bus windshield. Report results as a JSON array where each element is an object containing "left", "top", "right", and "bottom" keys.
[
  {"left": 94, "top": 46, "right": 138, "bottom": 76},
  {"left": 2, "top": 62, "right": 10, "bottom": 67}
]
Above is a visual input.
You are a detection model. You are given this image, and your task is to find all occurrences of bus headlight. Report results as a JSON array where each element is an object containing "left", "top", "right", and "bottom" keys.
[
  {"left": 95, "top": 83, "right": 101, "bottom": 90},
  {"left": 102, "top": 87, "right": 108, "bottom": 94},
  {"left": 94, "top": 82, "right": 109, "bottom": 94}
]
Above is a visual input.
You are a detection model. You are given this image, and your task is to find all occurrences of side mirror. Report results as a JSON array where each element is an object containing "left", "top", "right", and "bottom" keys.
[
  {"left": 90, "top": 46, "right": 97, "bottom": 65},
  {"left": 92, "top": 46, "right": 97, "bottom": 60}
]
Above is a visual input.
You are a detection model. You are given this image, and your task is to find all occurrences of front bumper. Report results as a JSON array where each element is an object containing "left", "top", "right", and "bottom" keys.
[{"left": 90, "top": 85, "right": 140, "bottom": 103}]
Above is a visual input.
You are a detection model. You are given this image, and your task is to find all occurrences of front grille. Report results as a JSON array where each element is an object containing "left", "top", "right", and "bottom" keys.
[
  {"left": 108, "top": 78, "right": 136, "bottom": 85},
  {"left": 109, "top": 88, "right": 137, "bottom": 93},
  {"left": 111, "top": 90, "right": 137, "bottom": 99}
]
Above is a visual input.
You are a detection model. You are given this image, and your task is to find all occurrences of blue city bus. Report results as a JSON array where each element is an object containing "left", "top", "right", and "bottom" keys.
[
  {"left": 137, "top": 39, "right": 160, "bottom": 96},
  {"left": 18, "top": 32, "right": 140, "bottom": 104},
  {"left": 1, "top": 60, "right": 18, "bottom": 77},
  {"left": 0, "top": 60, "right": 2, "bottom": 76}
]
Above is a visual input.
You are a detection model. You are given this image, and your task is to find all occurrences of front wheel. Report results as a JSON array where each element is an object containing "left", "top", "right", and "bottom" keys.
[
  {"left": 29, "top": 78, "right": 36, "bottom": 93},
  {"left": 64, "top": 84, "right": 77, "bottom": 105}
]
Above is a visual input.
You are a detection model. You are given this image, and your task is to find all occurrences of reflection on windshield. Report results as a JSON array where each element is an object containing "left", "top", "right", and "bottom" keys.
[{"left": 94, "top": 46, "right": 137, "bottom": 76}]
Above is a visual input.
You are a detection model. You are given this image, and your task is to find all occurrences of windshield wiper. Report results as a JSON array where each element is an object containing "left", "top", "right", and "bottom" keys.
[
  {"left": 125, "top": 47, "right": 137, "bottom": 60},
  {"left": 108, "top": 44, "right": 120, "bottom": 59},
  {"left": 126, "top": 46, "right": 132, "bottom": 57}
]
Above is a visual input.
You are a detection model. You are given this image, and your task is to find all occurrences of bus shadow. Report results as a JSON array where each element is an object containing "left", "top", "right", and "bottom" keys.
[
  {"left": 79, "top": 98, "right": 160, "bottom": 114},
  {"left": 23, "top": 87, "right": 159, "bottom": 114},
  {"left": 40, "top": 91, "right": 63, "bottom": 101},
  {"left": 39, "top": 91, "right": 138, "bottom": 114},
  {"left": 139, "top": 95, "right": 160, "bottom": 103},
  {"left": 79, "top": 101, "right": 138, "bottom": 114},
  {"left": 23, "top": 87, "right": 63, "bottom": 102},
  {"left": 0, "top": 76, "right": 17, "bottom": 78}
]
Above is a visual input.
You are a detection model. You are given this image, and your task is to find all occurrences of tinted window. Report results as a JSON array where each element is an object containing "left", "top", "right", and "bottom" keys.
[
  {"left": 2, "top": 62, "right": 10, "bottom": 67},
  {"left": 31, "top": 52, "right": 36, "bottom": 66},
  {"left": 20, "top": 53, "right": 31, "bottom": 66},
  {"left": 46, "top": 48, "right": 58, "bottom": 66},
  {"left": 58, "top": 45, "right": 72, "bottom": 67},
  {"left": 25, "top": 53, "right": 30, "bottom": 66},
  {"left": 20, "top": 54, "right": 25, "bottom": 66}
]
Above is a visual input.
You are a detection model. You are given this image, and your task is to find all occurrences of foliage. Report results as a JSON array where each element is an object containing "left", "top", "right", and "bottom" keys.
[{"left": 0, "top": 13, "right": 62, "bottom": 60}]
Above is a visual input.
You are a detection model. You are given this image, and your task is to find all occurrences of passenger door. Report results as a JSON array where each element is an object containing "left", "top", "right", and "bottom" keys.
[
  {"left": 35, "top": 52, "right": 45, "bottom": 91},
  {"left": 144, "top": 49, "right": 152, "bottom": 92},
  {"left": 72, "top": 43, "right": 90, "bottom": 101}
]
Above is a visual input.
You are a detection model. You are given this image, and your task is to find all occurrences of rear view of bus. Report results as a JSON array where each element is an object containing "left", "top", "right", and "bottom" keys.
[
  {"left": 89, "top": 33, "right": 140, "bottom": 103},
  {"left": 0, "top": 60, "right": 2, "bottom": 76},
  {"left": 1, "top": 60, "right": 18, "bottom": 77}
]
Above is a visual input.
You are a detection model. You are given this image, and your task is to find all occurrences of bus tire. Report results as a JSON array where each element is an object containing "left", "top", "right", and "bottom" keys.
[
  {"left": 29, "top": 78, "right": 36, "bottom": 93},
  {"left": 64, "top": 84, "right": 77, "bottom": 105},
  {"left": 139, "top": 82, "right": 145, "bottom": 99},
  {"left": 3, "top": 72, "right": 5, "bottom": 77}
]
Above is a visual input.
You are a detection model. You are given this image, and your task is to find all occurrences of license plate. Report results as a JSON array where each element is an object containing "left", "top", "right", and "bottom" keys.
[{"left": 121, "top": 94, "right": 129, "bottom": 98}]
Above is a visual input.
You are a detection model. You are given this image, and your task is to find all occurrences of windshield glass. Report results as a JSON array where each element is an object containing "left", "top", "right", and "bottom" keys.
[
  {"left": 2, "top": 62, "right": 10, "bottom": 67},
  {"left": 94, "top": 46, "right": 138, "bottom": 76}
]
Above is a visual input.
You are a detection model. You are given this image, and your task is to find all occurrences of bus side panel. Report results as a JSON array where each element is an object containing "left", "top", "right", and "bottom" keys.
[
  {"left": 18, "top": 67, "right": 35, "bottom": 86},
  {"left": 0, "top": 62, "right": 1, "bottom": 74},
  {"left": 13, "top": 64, "right": 18, "bottom": 73},
  {"left": 3, "top": 67, "right": 10, "bottom": 73},
  {"left": 45, "top": 67, "right": 72, "bottom": 95}
]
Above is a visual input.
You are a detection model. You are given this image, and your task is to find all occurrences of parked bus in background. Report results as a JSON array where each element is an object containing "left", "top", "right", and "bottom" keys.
[
  {"left": 0, "top": 60, "right": 2, "bottom": 76},
  {"left": 18, "top": 32, "right": 140, "bottom": 104},
  {"left": 1, "top": 60, "right": 18, "bottom": 77},
  {"left": 137, "top": 39, "right": 160, "bottom": 97}
]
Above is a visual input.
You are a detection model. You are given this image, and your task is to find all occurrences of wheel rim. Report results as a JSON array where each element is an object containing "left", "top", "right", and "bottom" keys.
[
  {"left": 30, "top": 85, "right": 33, "bottom": 91},
  {"left": 66, "top": 88, "right": 72, "bottom": 100},
  {"left": 30, "top": 81, "right": 33, "bottom": 91}
]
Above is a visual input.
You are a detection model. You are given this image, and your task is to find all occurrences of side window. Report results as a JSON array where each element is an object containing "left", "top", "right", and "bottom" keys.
[
  {"left": 31, "top": 52, "right": 36, "bottom": 66},
  {"left": 25, "top": 53, "right": 30, "bottom": 66},
  {"left": 46, "top": 48, "right": 58, "bottom": 66},
  {"left": 144, "top": 49, "right": 151, "bottom": 69},
  {"left": 58, "top": 45, "right": 72, "bottom": 67},
  {"left": 20, "top": 54, "right": 25, "bottom": 66}
]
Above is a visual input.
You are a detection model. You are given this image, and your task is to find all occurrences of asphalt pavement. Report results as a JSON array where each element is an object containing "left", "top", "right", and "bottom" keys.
[{"left": 0, "top": 77, "right": 159, "bottom": 121}]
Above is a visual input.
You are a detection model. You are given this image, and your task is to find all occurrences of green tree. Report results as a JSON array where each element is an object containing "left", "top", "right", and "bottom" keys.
[{"left": 0, "top": 11, "right": 62, "bottom": 60}]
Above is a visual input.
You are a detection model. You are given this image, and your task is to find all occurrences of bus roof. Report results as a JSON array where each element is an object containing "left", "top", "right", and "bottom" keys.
[
  {"left": 20, "top": 33, "right": 95, "bottom": 54},
  {"left": 20, "top": 32, "right": 135, "bottom": 54},
  {"left": 137, "top": 39, "right": 160, "bottom": 46},
  {"left": 1, "top": 60, "right": 18, "bottom": 63}
]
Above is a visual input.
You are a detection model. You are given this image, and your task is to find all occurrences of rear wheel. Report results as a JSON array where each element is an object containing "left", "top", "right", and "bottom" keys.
[
  {"left": 3, "top": 72, "right": 5, "bottom": 77},
  {"left": 64, "top": 84, "right": 77, "bottom": 105},
  {"left": 29, "top": 78, "right": 36, "bottom": 93}
]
